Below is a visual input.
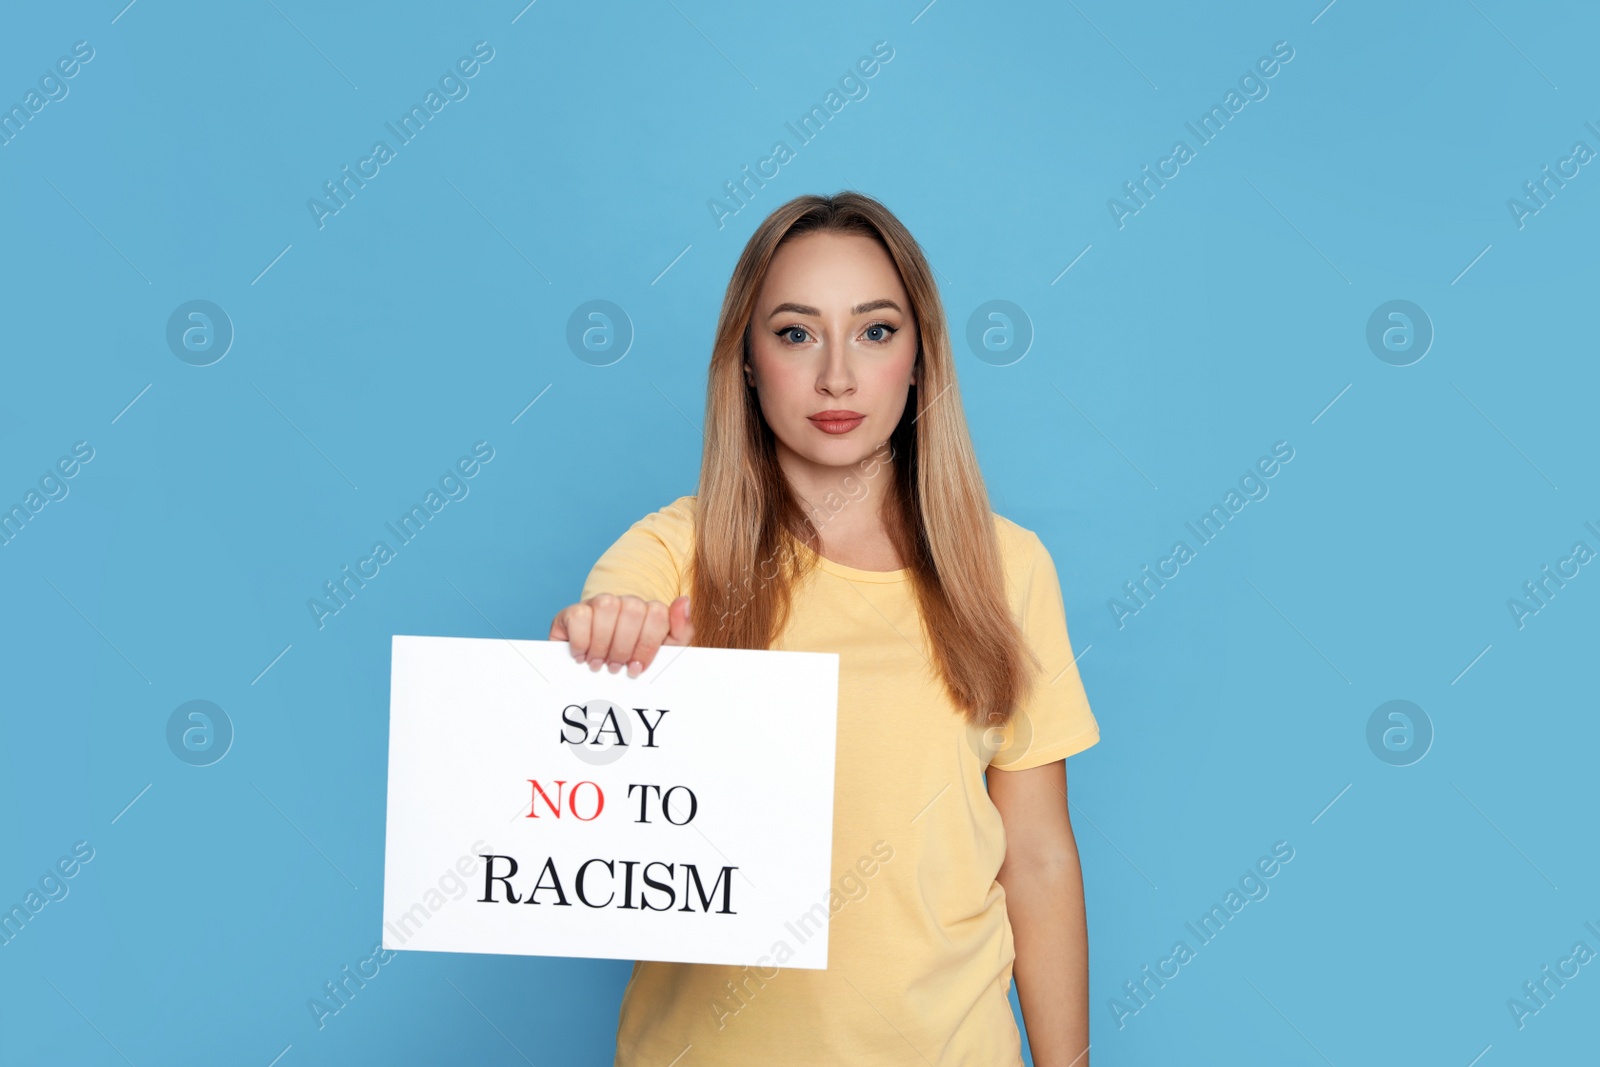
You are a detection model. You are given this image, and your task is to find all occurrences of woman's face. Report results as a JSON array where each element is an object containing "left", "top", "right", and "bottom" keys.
[{"left": 745, "top": 231, "right": 918, "bottom": 482}]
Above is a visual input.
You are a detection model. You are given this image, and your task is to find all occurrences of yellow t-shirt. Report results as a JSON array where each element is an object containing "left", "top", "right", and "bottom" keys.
[{"left": 579, "top": 495, "right": 1100, "bottom": 1066}]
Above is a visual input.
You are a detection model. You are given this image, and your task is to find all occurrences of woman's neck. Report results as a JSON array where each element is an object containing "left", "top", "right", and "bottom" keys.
[{"left": 776, "top": 441, "right": 902, "bottom": 569}]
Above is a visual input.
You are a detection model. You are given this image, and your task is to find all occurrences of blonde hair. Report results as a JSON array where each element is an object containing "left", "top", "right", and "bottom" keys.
[{"left": 689, "top": 191, "right": 1038, "bottom": 727}]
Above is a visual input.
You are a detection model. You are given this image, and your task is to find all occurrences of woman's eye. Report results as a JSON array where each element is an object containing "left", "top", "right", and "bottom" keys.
[{"left": 776, "top": 322, "right": 897, "bottom": 345}]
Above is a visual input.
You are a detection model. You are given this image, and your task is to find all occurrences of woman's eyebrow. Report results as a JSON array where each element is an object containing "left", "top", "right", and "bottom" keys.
[{"left": 766, "top": 299, "right": 903, "bottom": 319}]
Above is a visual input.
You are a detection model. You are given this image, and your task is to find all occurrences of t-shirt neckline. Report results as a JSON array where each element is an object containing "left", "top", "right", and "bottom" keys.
[{"left": 799, "top": 541, "right": 911, "bottom": 583}]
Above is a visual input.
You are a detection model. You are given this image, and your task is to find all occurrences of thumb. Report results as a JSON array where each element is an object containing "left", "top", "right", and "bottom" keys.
[{"left": 663, "top": 595, "right": 694, "bottom": 646}]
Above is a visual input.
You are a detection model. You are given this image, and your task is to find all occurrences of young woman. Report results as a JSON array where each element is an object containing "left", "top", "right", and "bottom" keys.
[{"left": 550, "top": 192, "right": 1099, "bottom": 1066}]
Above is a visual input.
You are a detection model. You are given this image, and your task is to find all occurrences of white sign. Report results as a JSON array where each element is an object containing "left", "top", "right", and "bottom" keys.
[{"left": 382, "top": 635, "right": 840, "bottom": 969}]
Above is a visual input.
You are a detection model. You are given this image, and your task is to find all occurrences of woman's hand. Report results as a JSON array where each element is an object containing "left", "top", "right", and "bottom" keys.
[{"left": 549, "top": 594, "right": 693, "bottom": 678}]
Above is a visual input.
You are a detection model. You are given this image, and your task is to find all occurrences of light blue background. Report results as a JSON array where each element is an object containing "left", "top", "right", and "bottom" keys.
[{"left": 2, "top": 1, "right": 1596, "bottom": 1064}]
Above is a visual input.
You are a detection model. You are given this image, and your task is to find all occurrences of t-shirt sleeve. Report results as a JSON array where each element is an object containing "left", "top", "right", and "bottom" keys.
[
  {"left": 578, "top": 499, "right": 692, "bottom": 606},
  {"left": 988, "top": 530, "right": 1100, "bottom": 771}
]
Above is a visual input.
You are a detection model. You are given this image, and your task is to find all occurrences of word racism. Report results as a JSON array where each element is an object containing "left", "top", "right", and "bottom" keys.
[
  {"left": 1507, "top": 120, "right": 1600, "bottom": 230},
  {"left": 1109, "top": 441, "right": 1295, "bottom": 628},
  {"left": 479, "top": 850, "right": 736, "bottom": 914},
  {"left": 477, "top": 704, "right": 736, "bottom": 913},
  {"left": 308, "top": 42, "right": 495, "bottom": 230},
  {"left": 1109, "top": 40, "right": 1295, "bottom": 229},
  {"left": 1507, "top": 919, "right": 1600, "bottom": 1030},
  {"left": 308, "top": 441, "right": 495, "bottom": 629},
  {"left": 1, "top": 40, "right": 94, "bottom": 148},
  {"left": 1, "top": 440, "right": 95, "bottom": 549},
  {"left": 1110, "top": 840, "right": 1295, "bottom": 1028},
  {"left": 709, "top": 40, "right": 894, "bottom": 230},
  {"left": 1, "top": 840, "right": 95, "bottom": 947},
  {"left": 1506, "top": 521, "right": 1600, "bottom": 629}
]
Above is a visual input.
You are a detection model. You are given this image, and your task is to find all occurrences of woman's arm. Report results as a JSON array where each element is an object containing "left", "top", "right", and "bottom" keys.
[{"left": 987, "top": 758, "right": 1090, "bottom": 1067}]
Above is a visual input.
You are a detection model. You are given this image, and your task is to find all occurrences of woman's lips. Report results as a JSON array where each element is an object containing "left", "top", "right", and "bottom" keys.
[{"left": 808, "top": 412, "right": 865, "bottom": 434}]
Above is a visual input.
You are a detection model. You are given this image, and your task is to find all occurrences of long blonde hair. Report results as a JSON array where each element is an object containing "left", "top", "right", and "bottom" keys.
[{"left": 689, "top": 191, "right": 1038, "bottom": 728}]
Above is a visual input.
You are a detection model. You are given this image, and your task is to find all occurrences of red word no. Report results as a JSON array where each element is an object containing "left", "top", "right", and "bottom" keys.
[{"left": 526, "top": 778, "right": 604, "bottom": 821}]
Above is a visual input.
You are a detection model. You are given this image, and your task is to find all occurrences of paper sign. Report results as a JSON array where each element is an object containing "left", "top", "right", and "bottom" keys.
[{"left": 381, "top": 635, "right": 840, "bottom": 969}]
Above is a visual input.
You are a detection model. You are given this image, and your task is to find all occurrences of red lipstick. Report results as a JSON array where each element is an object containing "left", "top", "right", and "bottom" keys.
[{"left": 808, "top": 410, "right": 865, "bottom": 434}]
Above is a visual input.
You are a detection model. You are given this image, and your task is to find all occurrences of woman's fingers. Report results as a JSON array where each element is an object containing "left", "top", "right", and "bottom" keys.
[
  {"left": 599, "top": 595, "right": 648, "bottom": 674},
  {"left": 626, "top": 599, "right": 673, "bottom": 678},
  {"left": 558, "top": 595, "right": 689, "bottom": 674},
  {"left": 583, "top": 594, "right": 620, "bottom": 670},
  {"left": 663, "top": 595, "right": 694, "bottom": 647},
  {"left": 554, "top": 602, "right": 591, "bottom": 661}
]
